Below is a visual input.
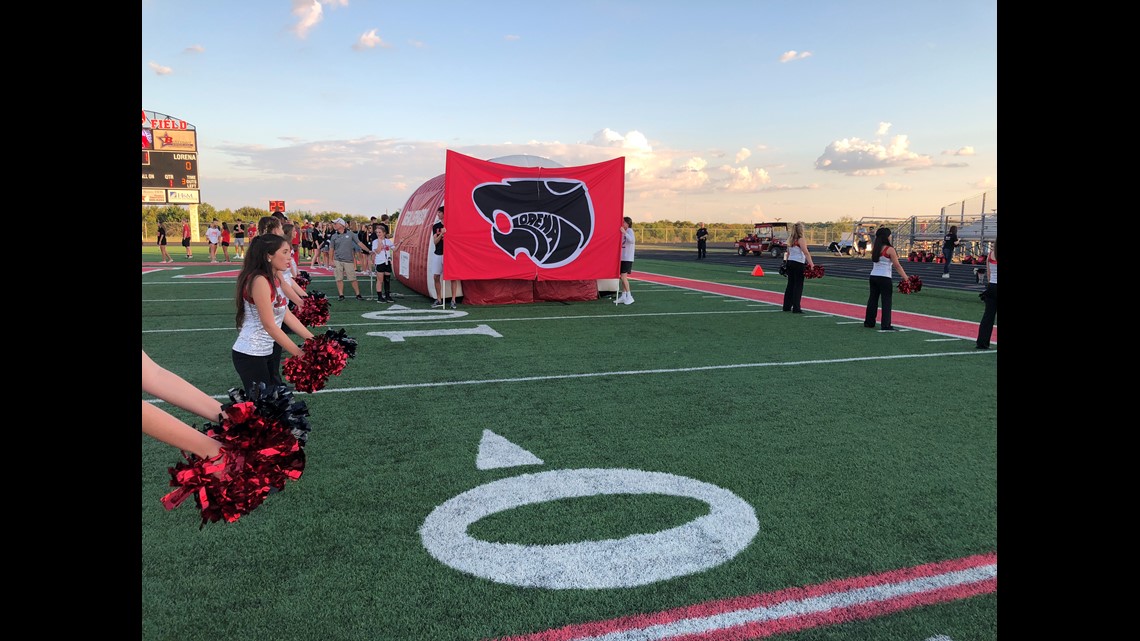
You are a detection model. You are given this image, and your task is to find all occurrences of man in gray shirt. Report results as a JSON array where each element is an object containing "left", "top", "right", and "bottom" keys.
[{"left": 329, "top": 218, "right": 372, "bottom": 300}]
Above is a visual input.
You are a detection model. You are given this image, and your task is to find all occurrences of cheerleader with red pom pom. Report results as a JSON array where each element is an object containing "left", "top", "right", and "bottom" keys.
[
  {"left": 160, "top": 383, "right": 311, "bottom": 527},
  {"left": 782, "top": 222, "right": 815, "bottom": 314},
  {"left": 863, "top": 226, "right": 910, "bottom": 331},
  {"left": 232, "top": 234, "right": 316, "bottom": 394}
]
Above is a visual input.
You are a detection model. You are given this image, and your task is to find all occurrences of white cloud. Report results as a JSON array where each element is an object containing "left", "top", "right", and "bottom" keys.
[
  {"left": 942, "top": 146, "right": 976, "bottom": 156},
  {"left": 874, "top": 182, "right": 911, "bottom": 191},
  {"left": 504, "top": 35, "right": 521, "bottom": 41},
  {"left": 588, "top": 129, "right": 652, "bottom": 152},
  {"left": 719, "top": 165, "right": 772, "bottom": 191},
  {"left": 971, "top": 176, "right": 996, "bottom": 190},
  {"left": 184, "top": 45, "right": 204, "bottom": 54},
  {"left": 354, "top": 29, "right": 391, "bottom": 50},
  {"left": 149, "top": 61, "right": 173, "bottom": 75},
  {"left": 876, "top": 122, "right": 891, "bottom": 136},
  {"left": 778, "top": 50, "right": 812, "bottom": 63},
  {"left": 815, "top": 129, "right": 932, "bottom": 174},
  {"left": 292, "top": 0, "right": 347, "bottom": 39},
  {"left": 735, "top": 147, "right": 752, "bottom": 163}
]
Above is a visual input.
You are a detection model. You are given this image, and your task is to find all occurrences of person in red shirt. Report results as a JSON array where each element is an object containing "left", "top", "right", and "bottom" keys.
[
  {"left": 181, "top": 218, "right": 193, "bottom": 259},
  {"left": 221, "top": 222, "right": 232, "bottom": 262}
]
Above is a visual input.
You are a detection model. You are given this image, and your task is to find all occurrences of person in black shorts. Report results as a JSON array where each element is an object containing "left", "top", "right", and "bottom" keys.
[
  {"left": 233, "top": 221, "right": 246, "bottom": 259},
  {"left": 157, "top": 223, "right": 173, "bottom": 263},
  {"left": 181, "top": 218, "right": 193, "bottom": 259}
]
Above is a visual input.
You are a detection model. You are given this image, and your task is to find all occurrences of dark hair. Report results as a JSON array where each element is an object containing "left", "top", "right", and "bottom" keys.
[
  {"left": 949, "top": 225, "right": 958, "bottom": 235},
  {"left": 871, "top": 227, "right": 893, "bottom": 262},
  {"left": 235, "top": 234, "right": 289, "bottom": 328},
  {"left": 623, "top": 216, "right": 633, "bottom": 226},
  {"left": 258, "top": 216, "right": 281, "bottom": 236}
]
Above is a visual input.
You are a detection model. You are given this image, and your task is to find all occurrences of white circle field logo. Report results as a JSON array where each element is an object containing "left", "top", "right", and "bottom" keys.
[{"left": 419, "top": 468, "right": 759, "bottom": 589}]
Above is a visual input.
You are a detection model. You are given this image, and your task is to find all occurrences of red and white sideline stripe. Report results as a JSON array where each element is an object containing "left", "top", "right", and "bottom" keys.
[{"left": 489, "top": 553, "right": 996, "bottom": 641}]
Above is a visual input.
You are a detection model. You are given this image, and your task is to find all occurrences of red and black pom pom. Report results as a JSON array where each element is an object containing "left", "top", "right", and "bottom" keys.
[
  {"left": 283, "top": 329, "right": 358, "bottom": 393},
  {"left": 161, "top": 385, "right": 310, "bottom": 528},
  {"left": 898, "top": 274, "right": 923, "bottom": 294},
  {"left": 294, "top": 290, "right": 330, "bottom": 327},
  {"left": 805, "top": 265, "right": 825, "bottom": 279},
  {"left": 295, "top": 270, "right": 311, "bottom": 289}
]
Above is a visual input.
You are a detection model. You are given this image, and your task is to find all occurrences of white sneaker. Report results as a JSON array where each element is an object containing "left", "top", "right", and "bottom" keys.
[
  {"left": 614, "top": 293, "right": 623, "bottom": 305},
  {"left": 941, "top": 273, "right": 950, "bottom": 279},
  {"left": 623, "top": 294, "right": 634, "bottom": 305}
]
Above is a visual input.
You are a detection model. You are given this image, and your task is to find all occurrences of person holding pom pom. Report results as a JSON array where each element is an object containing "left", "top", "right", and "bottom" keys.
[
  {"left": 232, "top": 234, "right": 315, "bottom": 393},
  {"left": 863, "top": 226, "right": 909, "bottom": 331},
  {"left": 141, "top": 350, "right": 223, "bottom": 459},
  {"left": 782, "top": 221, "right": 815, "bottom": 314},
  {"left": 975, "top": 239, "right": 998, "bottom": 349}
]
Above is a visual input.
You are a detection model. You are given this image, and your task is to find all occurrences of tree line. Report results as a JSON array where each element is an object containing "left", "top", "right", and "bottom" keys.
[{"left": 142, "top": 204, "right": 857, "bottom": 242}]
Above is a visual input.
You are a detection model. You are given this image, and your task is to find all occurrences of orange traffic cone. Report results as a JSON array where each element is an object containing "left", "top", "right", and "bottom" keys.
[{"left": 751, "top": 265, "right": 764, "bottom": 276}]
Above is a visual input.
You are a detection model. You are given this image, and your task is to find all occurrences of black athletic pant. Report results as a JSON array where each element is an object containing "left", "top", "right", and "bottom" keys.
[
  {"left": 232, "top": 344, "right": 284, "bottom": 394},
  {"left": 864, "top": 276, "right": 894, "bottom": 329},
  {"left": 782, "top": 261, "right": 806, "bottom": 312}
]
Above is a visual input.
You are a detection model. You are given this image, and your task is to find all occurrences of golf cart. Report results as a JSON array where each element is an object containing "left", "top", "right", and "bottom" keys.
[
  {"left": 734, "top": 222, "right": 789, "bottom": 258},
  {"left": 832, "top": 218, "right": 906, "bottom": 256}
]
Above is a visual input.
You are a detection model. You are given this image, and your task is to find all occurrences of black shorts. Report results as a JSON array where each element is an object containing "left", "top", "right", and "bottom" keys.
[
  {"left": 222, "top": 241, "right": 230, "bottom": 247},
  {"left": 374, "top": 262, "right": 392, "bottom": 274},
  {"left": 302, "top": 240, "right": 313, "bottom": 249},
  {"left": 620, "top": 260, "right": 633, "bottom": 274},
  {"left": 182, "top": 238, "right": 191, "bottom": 247}
]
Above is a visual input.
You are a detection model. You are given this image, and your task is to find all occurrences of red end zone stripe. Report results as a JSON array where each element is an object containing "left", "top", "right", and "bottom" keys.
[
  {"left": 662, "top": 578, "right": 996, "bottom": 641},
  {"left": 488, "top": 553, "right": 996, "bottom": 641},
  {"left": 632, "top": 271, "right": 996, "bottom": 344}
]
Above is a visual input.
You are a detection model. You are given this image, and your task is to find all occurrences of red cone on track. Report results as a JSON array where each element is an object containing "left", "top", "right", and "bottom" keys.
[{"left": 751, "top": 265, "right": 764, "bottom": 276}]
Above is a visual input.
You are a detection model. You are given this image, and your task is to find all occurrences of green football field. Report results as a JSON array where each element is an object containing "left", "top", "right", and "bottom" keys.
[{"left": 142, "top": 248, "right": 996, "bottom": 641}]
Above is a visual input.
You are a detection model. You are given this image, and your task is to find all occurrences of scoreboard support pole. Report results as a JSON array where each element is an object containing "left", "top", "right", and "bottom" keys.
[{"left": 189, "top": 204, "right": 201, "bottom": 242}]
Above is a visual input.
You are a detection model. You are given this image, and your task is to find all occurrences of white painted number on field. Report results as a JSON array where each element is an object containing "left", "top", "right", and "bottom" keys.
[
  {"left": 361, "top": 304, "right": 467, "bottom": 322},
  {"left": 367, "top": 324, "right": 502, "bottom": 343},
  {"left": 420, "top": 432, "right": 759, "bottom": 589}
]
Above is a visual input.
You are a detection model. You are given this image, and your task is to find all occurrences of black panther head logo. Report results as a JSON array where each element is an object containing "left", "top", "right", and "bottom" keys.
[{"left": 471, "top": 179, "right": 594, "bottom": 268}]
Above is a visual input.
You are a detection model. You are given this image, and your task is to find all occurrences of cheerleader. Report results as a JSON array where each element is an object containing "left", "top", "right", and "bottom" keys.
[
  {"left": 232, "top": 234, "right": 315, "bottom": 392},
  {"left": 863, "top": 227, "right": 910, "bottom": 331}
]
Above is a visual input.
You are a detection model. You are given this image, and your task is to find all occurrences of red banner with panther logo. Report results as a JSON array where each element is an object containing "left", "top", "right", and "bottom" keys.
[{"left": 443, "top": 151, "right": 624, "bottom": 281}]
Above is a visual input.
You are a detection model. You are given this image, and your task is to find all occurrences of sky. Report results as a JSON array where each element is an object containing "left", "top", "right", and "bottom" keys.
[{"left": 141, "top": 0, "right": 997, "bottom": 224}]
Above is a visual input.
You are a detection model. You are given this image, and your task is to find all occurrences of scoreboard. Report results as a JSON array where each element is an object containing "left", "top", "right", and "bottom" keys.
[{"left": 142, "top": 110, "right": 200, "bottom": 204}]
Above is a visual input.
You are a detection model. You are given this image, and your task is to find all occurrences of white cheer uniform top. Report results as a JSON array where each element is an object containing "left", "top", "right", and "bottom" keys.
[
  {"left": 869, "top": 252, "right": 895, "bottom": 278},
  {"left": 788, "top": 244, "right": 806, "bottom": 264},
  {"left": 988, "top": 255, "right": 998, "bottom": 284},
  {"left": 232, "top": 277, "right": 288, "bottom": 356}
]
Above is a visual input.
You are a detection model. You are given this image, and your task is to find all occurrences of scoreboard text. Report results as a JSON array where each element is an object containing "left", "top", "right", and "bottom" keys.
[{"left": 142, "top": 111, "right": 200, "bottom": 204}]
